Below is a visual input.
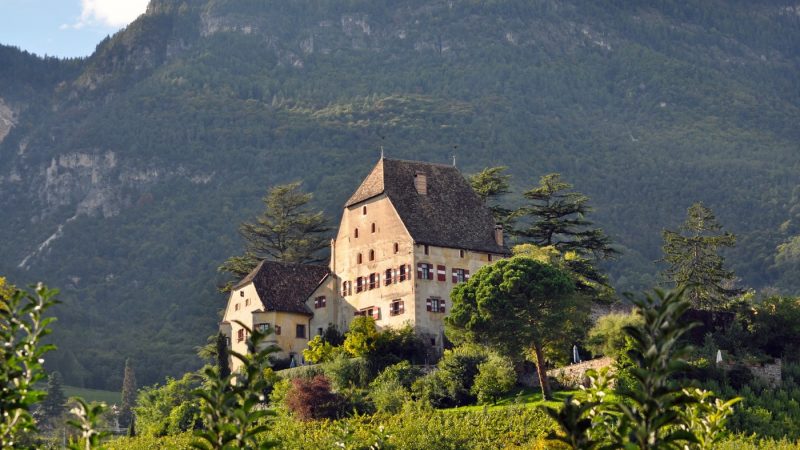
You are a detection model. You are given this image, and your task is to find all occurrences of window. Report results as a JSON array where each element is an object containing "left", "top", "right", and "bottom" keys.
[
  {"left": 357, "top": 253, "right": 363, "bottom": 264},
  {"left": 371, "top": 223, "right": 376, "bottom": 233},
  {"left": 363, "top": 206, "right": 367, "bottom": 215},
  {"left": 417, "top": 263, "right": 433, "bottom": 280},
  {"left": 369, "top": 249, "right": 375, "bottom": 261},
  {"left": 430, "top": 337, "right": 436, "bottom": 347},
  {"left": 424, "top": 245, "right": 429, "bottom": 255},
  {"left": 488, "top": 254, "right": 493, "bottom": 262},
  {"left": 452, "top": 268, "right": 469, "bottom": 283},
  {"left": 399, "top": 264, "right": 407, "bottom": 281},
  {"left": 369, "top": 273, "right": 377, "bottom": 290},
  {"left": 234, "top": 303, "right": 240, "bottom": 311},
  {"left": 318, "top": 327, "right": 324, "bottom": 336},
  {"left": 437, "top": 265, "right": 446, "bottom": 282},
  {"left": 356, "top": 277, "right": 363, "bottom": 293},
  {"left": 342, "top": 281, "right": 348, "bottom": 297},
  {"left": 459, "top": 249, "right": 465, "bottom": 258},
  {"left": 394, "top": 242, "right": 399, "bottom": 254},
  {"left": 347, "top": 281, "right": 352, "bottom": 296},
  {"left": 390, "top": 299, "right": 404, "bottom": 316},
  {"left": 385, "top": 268, "right": 393, "bottom": 285},
  {"left": 356, "top": 306, "right": 380, "bottom": 320},
  {"left": 237, "top": 329, "right": 245, "bottom": 342},
  {"left": 314, "top": 296, "right": 327, "bottom": 309},
  {"left": 240, "top": 291, "right": 244, "bottom": 297},
  {"left": 354, "top": 228, "right": 359, "bottom": 238},
  {"left": 296, "top": 324, "right": 306, "bottom": 339},
  {"left": 275, "top": 325, "right": 282, "bottom": 335},
  {"left": 245, "top": 298, "right": 250, "bottom": 306},
  {"left": 426, "top": 298, "right": 446, "bottom": 313},
  {"left": 255, "top": 323, "right": 271, "bottom": 333}
]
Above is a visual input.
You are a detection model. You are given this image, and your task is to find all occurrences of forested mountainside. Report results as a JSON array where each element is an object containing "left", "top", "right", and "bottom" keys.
[{"left": 1, "top": 0, "right": 799, "bottom": 389}]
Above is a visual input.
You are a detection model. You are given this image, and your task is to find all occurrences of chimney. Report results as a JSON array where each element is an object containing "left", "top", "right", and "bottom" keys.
[
  {"left": 329, "top": 238, "right": 336, "bottom": 272},
  {"left": 414, "top": 172, "right": 427, "bottom": 195},
  {"left": 494, "top": 225, "right": 504, "bottom": 247}
]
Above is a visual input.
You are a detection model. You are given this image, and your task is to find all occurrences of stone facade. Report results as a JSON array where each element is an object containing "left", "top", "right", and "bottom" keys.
[{"left": 221, "top": 157, "right": 508, "bottom": 368}]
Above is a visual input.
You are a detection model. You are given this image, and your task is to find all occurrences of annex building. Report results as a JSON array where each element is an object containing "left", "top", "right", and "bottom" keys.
[{"left": 220, "top": 157, "right": 508, "bottom": 371}]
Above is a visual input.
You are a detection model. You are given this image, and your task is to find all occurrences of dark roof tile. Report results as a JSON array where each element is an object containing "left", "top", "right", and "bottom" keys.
[{"left": 235, "top": 261, "right": 329, "bottom": 315}]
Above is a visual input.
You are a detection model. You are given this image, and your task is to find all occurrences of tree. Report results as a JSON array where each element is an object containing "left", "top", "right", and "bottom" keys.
[
  {"left": 515, "top": 173, "right": 618, "bottom": 298},
  {"left": 119, "top": 358, "right": 137, "bottom": 429},
  {"left": 661, "top": 202, "right": 739, "bottom": 310},
  {"left": 215, "top": 333, "right": 230, "bottom": 380},
  {"left": 469, "top": 166, "right": 515, "bottom": 229},
  {"left": 446, "top": 256, "right": 578, "bottom": 399},
  {"left": 219, "top": 181, "right": 331, "bottom": 284},
  {"left": 41, "top": 371, "right": 66, "bottom": 421},
  {"left": 343, "top": 316, "right": 380, "bottom": 357}
]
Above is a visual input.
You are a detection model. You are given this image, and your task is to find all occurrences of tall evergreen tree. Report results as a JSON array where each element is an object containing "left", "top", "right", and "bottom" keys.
[
  {"left": 468, "top": 166, "right": 515, "bottom": 230},
  {"left": 515, "top": 173, "right": 618, "bottom": 297},
  {"left": 41, "top": 371, "right": 66, "bottom": 420},
  {"left": 119, "top": 358, "right": 137, "bottom": 428},
  {"left": 662, "top": 202, "right": 739, "bottom": 310},
  {"left": 216, "top": 332, "right": 231, "bottom": 379},
  {"left": 219, "top": 181, "right": 331, "bottom": 285}
]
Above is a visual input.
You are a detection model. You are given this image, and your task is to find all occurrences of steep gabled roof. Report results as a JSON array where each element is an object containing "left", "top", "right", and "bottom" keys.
[
  {"left": 345, "top": 158, "right": 507, "bottom": 254},
  {"left": 233, "top": 260, "right": 330, "bottom": 315}
]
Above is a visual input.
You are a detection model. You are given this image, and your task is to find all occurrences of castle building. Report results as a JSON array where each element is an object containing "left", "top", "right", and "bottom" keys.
[{"left": 220, "top": 157, "right": 508, "bottom": 371}]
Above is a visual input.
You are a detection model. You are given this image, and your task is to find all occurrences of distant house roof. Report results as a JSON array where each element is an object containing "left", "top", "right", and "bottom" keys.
[
  {"left": 234, "top": 260, "right": 330, "bottom": 315},
  {"left": 345, "top": 158, "right": 507, "bottom": 254}
]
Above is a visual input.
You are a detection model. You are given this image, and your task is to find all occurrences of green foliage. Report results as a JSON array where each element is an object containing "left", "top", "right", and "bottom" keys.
[
  {"left": 215, "top": 333, "right": 230, "bottom": 380},
  {"left": 218, "top": 181, "right": 331, "bottom": 286},
  {"left": 66, "top": 398, "right": 109, "bottom": 450},
  {"left": 749, "top": 296, "right": 800, "bottom": 360},
  {"left": 544, "top": 287, "right": 741, "bottom": 449},
  {"left": 0, "top": 282, "right": 58, "bottom": 447},
  {"left": 447, "top": 256, "right": 578, "bottom": 399},
  {"left": 302, "top": 335, "right": 338, "bottom": 364},
  {"left": 321, "top": 354, "right": 370, "bottom": 391},
  {"left": 586, "top": 311, "right": 644, "bottom": 360},
  {"left": 134, "top": 372, "right": 199, "bottom": 437},
  {"left": 191, "top": 322, "right": 277, "bottom": 449},
  {"left": 471, "top": 353, "right": 517, "bottom": 405},
  {"left": 662, "top": 202, "right": 739, "bottom": 310},
  {"left": 411, "top": 344, "right": 497, "bottom": 408},
  {"left": 468, "top": 166, "right": 515, "bottom": 229},
  {"left": 342, "top": 316, "right": 379, "bottom": 357}
]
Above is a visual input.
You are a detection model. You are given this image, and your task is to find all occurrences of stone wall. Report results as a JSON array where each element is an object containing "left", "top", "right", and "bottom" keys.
[{"left": 547, "top": 357, "right": 615, "bottom": 389}]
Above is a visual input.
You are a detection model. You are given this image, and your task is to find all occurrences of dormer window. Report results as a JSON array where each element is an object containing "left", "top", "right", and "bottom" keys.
[{"left": 414, "top": 172, "right": 427, "bottom": 195}]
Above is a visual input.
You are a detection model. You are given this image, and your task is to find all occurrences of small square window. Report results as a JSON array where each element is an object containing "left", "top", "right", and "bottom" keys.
[
  {"left": 240, "top": 291, "right": 244, "bottom": 297},
  {"left": 296, "top": 324, "right": 306, "bottom": 339},
  {"left": 390, "top": 299, "right": 404, "bottom": 316}
]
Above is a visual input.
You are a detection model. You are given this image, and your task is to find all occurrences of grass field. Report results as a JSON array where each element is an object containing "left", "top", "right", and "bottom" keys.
[
  {"left": 443, "top": 388, "right": 576, "bottom": 412},
  {"left": 63, "top": 385, "right": 121, "bottom": 405}
]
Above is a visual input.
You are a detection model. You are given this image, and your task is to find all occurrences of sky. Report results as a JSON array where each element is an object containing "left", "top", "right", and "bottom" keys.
[{"left": 0, "top": 0, "right": 149, "bottom": 58}]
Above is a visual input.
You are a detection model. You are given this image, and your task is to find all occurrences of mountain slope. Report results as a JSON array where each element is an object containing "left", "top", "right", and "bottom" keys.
[{"left": 1, "top": 0, "right": 799, "bottom": 388}]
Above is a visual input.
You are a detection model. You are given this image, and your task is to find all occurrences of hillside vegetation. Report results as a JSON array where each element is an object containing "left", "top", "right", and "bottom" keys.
[{"left": 0, "top": 0, "right": 798, "bottom": 388}]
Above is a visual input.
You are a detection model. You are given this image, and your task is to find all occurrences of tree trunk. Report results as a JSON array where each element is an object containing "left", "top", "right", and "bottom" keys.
[{"left": 533, "top": 340, "right": 552, "bottom": 400}]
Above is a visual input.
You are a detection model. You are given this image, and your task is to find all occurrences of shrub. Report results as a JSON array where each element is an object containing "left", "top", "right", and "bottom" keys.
[
  {"left": 284, "top": 375, "right": 346, "bottom": 421},
  {"left": 369, "top": 361, "right": 422, "bottom": 413},
  {"left": 134, "top": 372, "right": 198, "bottom": 437},
  {"left": 322, "top": 354, "right": 370, "bottom": 390},
  {"left": 472, "top": 353, "right": 517, "bottom": 405},
  {"left": 303, "top": 335, "right": 339, "bottom": 364},
  {"left": 586, "top": 311, "right": 642, "bottom": 359},
  {"left": 343, "top": 316, "right": 380, "bottom": 357}
]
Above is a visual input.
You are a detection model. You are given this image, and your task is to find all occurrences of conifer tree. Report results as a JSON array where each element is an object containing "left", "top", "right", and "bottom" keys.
[
  {"left": 219, "top": 181, "right": 331, "bottom": 285},
  {"left": 662, "top": 202, "right": 739, "bottom": 310},
  {"left": 515, "top": 173, "right": 618, "bottom": 297},
  {"left": 128, "top": 415, "right": 136, "bottom": 438},
  {"left": 119, "top": 358, "right": 136, "bottom": 429},
  {"left": 468, "top": 166, "right": 515, "bottom": 229},
  {"left": 41, "top": 371, "right": 66, "bottom": 420},
  {"left": 216, "top": 332, "right": 231, "bottom": 379}
]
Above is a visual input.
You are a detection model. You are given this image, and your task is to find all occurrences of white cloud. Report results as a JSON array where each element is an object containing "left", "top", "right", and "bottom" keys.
[{"left": 69, "top": 0, "right": 149, "bottom": 29}]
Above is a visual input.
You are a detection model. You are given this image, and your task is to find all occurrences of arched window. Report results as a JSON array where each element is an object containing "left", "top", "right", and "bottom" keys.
[
  {"left": 357, "top": 253, "right": 362, "bottom": 264},
  {"left": 369, "top": 249, "right": 375, "bottom": 261},
  {"left": 394, "top": 243, "right": 399, "bottom": 253}
]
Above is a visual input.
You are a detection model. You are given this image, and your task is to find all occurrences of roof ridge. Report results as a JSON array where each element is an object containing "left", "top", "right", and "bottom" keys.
[{"left": 382, "top": 157, "right": 459, "bottom": 169}]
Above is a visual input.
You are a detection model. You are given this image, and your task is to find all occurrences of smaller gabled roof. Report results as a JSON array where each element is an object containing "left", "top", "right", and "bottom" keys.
[{"left": 233, "top": 260, "right": 330, "bottom": 315}]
